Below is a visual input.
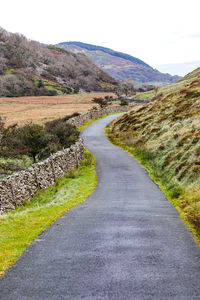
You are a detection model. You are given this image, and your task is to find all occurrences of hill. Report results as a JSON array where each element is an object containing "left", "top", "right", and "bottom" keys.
[
  {"left": 106, "top": 70, "right": 200, "bottom": 241},
  {"left": 57, "top": 41, "right": 180, "bottom": 86},
  {"left": 135, "top": 67, "right": 200, "bottom": 101},
  {"left": 0, "top": 28, "right": 118, "bottom": 97}
]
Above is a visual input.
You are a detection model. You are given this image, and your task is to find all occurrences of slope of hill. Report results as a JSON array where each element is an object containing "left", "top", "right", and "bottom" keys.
[
  {"left": 0, "top": 28, "right": 118, "bottom": 97},
  {"left": 107, "top": 71, "right": 200, "bottom": 241},
  {"left": 135, "top": 67, "right": 200, "bottom": 101},
  {"left": 58, "top": 41, "right": 180, "bottom": 86}
]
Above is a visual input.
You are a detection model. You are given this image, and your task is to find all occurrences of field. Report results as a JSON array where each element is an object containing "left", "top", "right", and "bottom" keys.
[{"left": 0, "top": 92, "right": 115, "bottom": 126}]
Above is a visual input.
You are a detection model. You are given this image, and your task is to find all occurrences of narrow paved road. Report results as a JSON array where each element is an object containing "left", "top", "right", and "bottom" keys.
[{"left": 1, "top": 114, "right": 200, "bottom": 299}]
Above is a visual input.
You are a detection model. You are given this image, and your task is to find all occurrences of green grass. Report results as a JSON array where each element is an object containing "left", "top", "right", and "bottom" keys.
[
  {"left": 4, "top": 69, "right": 15, "bottom": 75},
  {"left": 78, "top": 112, "right": 123, "bottom": 131},
  {"left": 34, "top": 77, "right": 72, "bottom": 95},
  {"left": 0, "top": 149, "right": 97, "bottom": 277}
]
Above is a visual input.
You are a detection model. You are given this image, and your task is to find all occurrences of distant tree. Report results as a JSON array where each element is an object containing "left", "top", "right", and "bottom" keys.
[
  {"left": 92, "top": 97, "right": 108, "bottom": 108},
  {"left": 115, "top": 79, "right": 136, "bottom": 97},
  {"left": 142, "top": 84, "right": 156, "bottom": 92},
  {"left": 120, "top": 99, "right": 129, "bottom": 106}
]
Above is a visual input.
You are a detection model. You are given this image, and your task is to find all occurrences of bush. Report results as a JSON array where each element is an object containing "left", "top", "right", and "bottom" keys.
[
  {"left": 19, "top": 123, "right": 52, "bottom": 162},
  {"left": 45, "top": 118, "right": 79, "bottom": 149},
  {"left": 92, "top": 97, "right": 108, "bottom": 108},
  {"left": 0, "top": 113, "right": 80, "bottom": 165},
  {"left": 120, "top": 99, "right": 129, "bottom": 106}
]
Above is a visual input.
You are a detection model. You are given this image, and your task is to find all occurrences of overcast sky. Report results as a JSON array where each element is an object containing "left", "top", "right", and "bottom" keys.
[{"left": 1, "top": 0, "right": 200, "bottom": 68}]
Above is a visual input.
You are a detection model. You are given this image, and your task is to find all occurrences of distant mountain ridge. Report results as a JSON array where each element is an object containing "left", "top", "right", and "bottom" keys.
[
  {"left": 58, "top": 41, "right": 180, "bottom": 86},
  {"left": 59, "top": 42, "right": 151, "bottom": 68}
]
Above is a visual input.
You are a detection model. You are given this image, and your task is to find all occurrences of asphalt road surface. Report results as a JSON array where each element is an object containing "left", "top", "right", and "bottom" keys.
[{"left": 0, "top": 114, "right": 200, "bottom": 300}]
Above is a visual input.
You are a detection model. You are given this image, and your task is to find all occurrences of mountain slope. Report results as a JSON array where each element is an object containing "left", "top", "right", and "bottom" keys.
[
  {"left": 0, "top": 28, "right": 118, "bottom": 97},
  {"left": 135, "top": 67, "right": 200, "bottom": 101},
  {"left": 58, "top": 41, "right": 180, "bottom": 86},
  {"left": 107, "top": 70, "right": 200, "bottom": 241}
]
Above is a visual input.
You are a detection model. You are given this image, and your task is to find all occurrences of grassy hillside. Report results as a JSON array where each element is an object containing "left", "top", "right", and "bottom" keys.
[
  {"left": 107, "top": 79, "right": 200, "bottom": 242},
  {"left": 135, "top": 67, "right": 200, "bottom": 101},
  {"left": 0, "top": 28, "right": 118, "bottom": 97},
  {"left": 58, "top": 41, "right": 180, "bottom": 86}
]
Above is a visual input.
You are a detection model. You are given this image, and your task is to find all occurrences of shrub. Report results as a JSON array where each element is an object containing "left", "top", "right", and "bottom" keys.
[
  {"left": 45, "top": 118, "right": 79, "bottom": 149},
  {"left": 92, "top": 97, "right": 108, "bottom": 108},
  {"left": 19, "top": 123, "right": 52, "bottom": 162},
  {"left": 0, "top": 113, "right": 80, "bottom": 165},
  {"left": 120, "top": 99, "right": 129, "bottom": 106}
]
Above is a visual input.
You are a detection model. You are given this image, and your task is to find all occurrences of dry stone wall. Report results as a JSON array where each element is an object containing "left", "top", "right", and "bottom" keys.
[
  {"left": 67, "top": 105, "right": 136, "bottom": 127},
  {"left": 0, "top": 140, "right": 84, "bottom": 214},
  {"left": 0, "top": 104, "right": 135, "bottom": 214}
]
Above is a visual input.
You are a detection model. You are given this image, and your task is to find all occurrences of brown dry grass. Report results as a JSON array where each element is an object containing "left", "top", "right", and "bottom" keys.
[{"left": 0, "top": 93, "right": 115, "bottom": 126}]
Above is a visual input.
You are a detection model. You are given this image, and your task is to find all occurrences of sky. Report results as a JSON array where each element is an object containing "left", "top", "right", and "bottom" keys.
[{"left": 1, "top": 0, "right": 200, "bottom": 70}]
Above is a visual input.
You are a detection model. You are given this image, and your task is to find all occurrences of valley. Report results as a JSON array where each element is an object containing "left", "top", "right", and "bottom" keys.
[{"left": 1, "top": 1, "right": 200, "bottom": 298}]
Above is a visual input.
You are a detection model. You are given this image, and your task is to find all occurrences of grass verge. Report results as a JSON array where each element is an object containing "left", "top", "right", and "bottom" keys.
[
  {"left": 105, "top": 124, "right": 200, "bottom": 246},
  {"left": 78, "top": 112, "right": 123, "bottom": 131},
  {"left": 0, "top": 149, "right": 97, "bottom": 277}
]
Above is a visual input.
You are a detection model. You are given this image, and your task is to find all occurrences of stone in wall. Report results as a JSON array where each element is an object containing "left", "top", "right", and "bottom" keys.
[{"left": 0, "top": 139, "right": 84, "bottom": 214}]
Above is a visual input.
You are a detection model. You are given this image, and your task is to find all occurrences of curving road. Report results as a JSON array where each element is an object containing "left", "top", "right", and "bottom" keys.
[{"left": 0, "top": 114, "right": 200, "bottom": 299}]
